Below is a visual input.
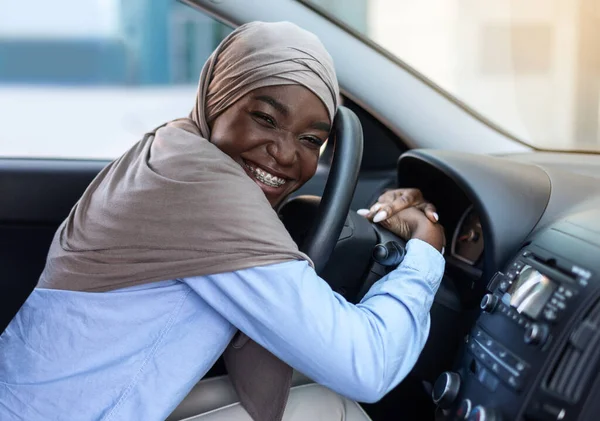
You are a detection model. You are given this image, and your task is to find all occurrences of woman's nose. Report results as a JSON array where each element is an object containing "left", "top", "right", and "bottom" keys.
[{"left": 266, "top": 135, "right": 297, "bottom": 167}]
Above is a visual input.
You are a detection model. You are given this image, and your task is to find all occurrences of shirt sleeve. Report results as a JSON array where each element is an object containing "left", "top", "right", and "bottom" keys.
[{"left": 182, "top": 238, "right": 445, "bottom": 403}]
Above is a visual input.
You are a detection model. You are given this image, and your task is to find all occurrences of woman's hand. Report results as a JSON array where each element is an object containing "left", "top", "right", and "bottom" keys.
[
  {"left": 377, "top": 207, "right": 446, "bottom": 252},
  {"left": 357, "top": 188, "right": 438, "bottom": 224},
  {"left": 357, "top": 188, "right": 445, "bottom": 252}
]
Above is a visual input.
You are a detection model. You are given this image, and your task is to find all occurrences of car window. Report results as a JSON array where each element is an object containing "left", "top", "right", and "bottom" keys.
[
  {"left": 304, "top": 0, "right": 600, "bottom": 152},
  {"left": 0, "top": 0, "right": 231, "bottom": 159}
]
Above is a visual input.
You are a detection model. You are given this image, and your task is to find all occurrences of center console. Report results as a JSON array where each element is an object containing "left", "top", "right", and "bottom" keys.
[{"left": 433, "top": 221, "right": 600, "bottom": 421}]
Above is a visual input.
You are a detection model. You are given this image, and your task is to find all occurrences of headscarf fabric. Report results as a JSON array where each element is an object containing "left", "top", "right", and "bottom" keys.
[{"left": 37, "top": 21, "right": 339, "bottom": 421}]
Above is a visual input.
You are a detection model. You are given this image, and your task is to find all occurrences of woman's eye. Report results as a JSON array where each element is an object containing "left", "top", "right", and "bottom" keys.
[
  {"left": 301, "top": 136, "right": 325, "bottom": 148},
  {"left": 252, "top": 112, "right": 276, "bottom": 127}
]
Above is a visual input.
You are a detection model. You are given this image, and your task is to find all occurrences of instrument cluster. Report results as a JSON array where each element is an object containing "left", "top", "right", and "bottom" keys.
[{"left": 451, "top": 206, "right": 484, "bottom": 266}]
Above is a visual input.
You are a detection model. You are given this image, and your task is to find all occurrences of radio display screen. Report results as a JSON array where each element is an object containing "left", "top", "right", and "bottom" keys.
[{"left": 507, "top": 265, "right": 557, "bottom": 319}]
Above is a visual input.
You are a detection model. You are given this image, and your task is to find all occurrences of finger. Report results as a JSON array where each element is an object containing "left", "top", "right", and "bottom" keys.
[
  {"left": 377, "top": 188, "right": 424, "bottom": 205},
  {"left": 376, "top": 193, "right": 420, "bottom": 222},
  {"left": 372, "top": 195, "right": 418, "bottom": 223},
  {"left": 373, "top": 203, "right": 395, "bottom": 223},
  {"left": 379, "top": 189, "right": 427, "bottom": 220},
  {"left": 376, "top": 189, "right": 397, "bottom": 204},
  {"left": 393, "top": 188, "right": 423, "bottom": 205},
  {"left": 355, "top": 202, "right": 383, "bottom": 220},
  {"left": 417, "top": 202, "right": 439, "bottom": 223},
  {"left": 364, "top": 189, "right": 431, "bottom": 222},
  {"left": 363, "top": 202, "right": 383, "bottom": 219}
]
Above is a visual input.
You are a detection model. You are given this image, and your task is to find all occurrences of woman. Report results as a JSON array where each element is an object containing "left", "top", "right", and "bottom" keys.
[{"left": 0, "top": 22, "right": 445, "bottom": 421}]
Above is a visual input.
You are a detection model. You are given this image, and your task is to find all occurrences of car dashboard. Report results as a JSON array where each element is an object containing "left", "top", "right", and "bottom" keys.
[{"left": 394, "top": 149, "right": 600, "bottom": 421}]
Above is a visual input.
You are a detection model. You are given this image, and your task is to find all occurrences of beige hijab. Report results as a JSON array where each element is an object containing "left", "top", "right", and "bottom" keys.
[{"left": 37, "top": 21, "right": 339, "bottom": 421}]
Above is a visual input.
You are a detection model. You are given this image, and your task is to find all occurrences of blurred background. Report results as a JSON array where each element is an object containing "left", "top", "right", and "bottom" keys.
[
  {"left": 0, "top": 0, "right": 230, "bottom": 158},
  {"left": 0, "top": 0, "right": 598, "bottom": 158}
]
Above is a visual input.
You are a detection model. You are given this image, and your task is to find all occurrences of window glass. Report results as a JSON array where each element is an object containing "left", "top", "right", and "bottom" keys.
[
  {"left": 0, "top": 0, "right": 231, "bottom": 159},
  {"left": 306, "top": 0, "right": 600, "bottom": 152}
]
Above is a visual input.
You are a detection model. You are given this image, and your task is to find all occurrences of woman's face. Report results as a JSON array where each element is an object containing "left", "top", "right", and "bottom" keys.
[{"left": 210, "top": 85, "right": 331, "bottom": 207}]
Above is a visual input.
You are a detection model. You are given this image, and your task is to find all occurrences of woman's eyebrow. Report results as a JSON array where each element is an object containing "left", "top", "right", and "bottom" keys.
[
  {"left": 253, "top": 95, "right": 290, "bottom": 116},
  {"left": 310, "top": 121, "right": 331, "bottom": 132},
  {"left": 253, "top": 95, "right": 330, "bottom": 132}
]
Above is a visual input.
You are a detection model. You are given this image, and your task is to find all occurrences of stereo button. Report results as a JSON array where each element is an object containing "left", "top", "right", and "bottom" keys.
[
  {"left": 456, "top": 399, "right": 472, "bottom": 420},
  {"left": 468, "top": 406, "right": 502, "bottom": 421},
  {"left": 480, "top": 294, "right": 499, "bottom": 312},
  {"left": 525, "top": 323, "right": 549, "bottom": 345},
  {"left": 476, "top": 366, "right": 499, "bottom": 391},
  {"left": 497, "top": 351, "right": 518, "bottom": 367},
  {"left": 511, "top": 261, "right": 525, "bottom": 271},
  {"left": 487, "top": 272, "right": 509, "bottom": 292},
  {"left": 543, "top": 308, "right": 558, "bottom": 322},
  {"left": 431, "top": 371, "right": 460, "bottom": 409}
]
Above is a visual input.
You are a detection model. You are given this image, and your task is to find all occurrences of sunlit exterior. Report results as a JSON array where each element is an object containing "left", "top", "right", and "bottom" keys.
[{"left": 0, "top": 0, "right": 598, "bottom": 157}]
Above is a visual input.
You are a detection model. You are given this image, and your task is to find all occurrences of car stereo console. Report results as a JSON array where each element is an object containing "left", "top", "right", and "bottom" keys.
[{"left": 433, "top": 225, "right": 600, "bottom": 421}]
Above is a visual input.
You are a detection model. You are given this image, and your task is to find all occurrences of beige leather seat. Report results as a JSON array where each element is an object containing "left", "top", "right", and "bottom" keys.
[
  {"left": 177, "top": 383, "right": 372, "bottom": 421},
  {"left": 166, "top": 371, "right": 313, "bottom": 421}
]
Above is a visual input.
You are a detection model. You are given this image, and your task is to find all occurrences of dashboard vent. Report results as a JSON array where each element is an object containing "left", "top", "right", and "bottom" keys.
[{"left": 546, "top": 300, "right": 600, "bottom": 402}]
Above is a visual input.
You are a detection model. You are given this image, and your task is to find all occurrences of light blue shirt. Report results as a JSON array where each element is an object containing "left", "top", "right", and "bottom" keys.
[{"left": 0, "top": 239, "right": 444, "bottom": 421}]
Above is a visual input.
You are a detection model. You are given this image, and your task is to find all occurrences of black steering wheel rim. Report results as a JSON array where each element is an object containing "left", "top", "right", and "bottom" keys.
[{"left": 300, "top": 105, "right": 364, "bottom": 274}]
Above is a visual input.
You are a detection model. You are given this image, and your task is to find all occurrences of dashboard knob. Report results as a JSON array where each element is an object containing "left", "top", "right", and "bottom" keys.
[
  {"left": 432, "top": 371, "right": 461, "bottom": 409},
  {"left": 524, "top": 323, "right": 549, "bottom": 345},
  {"left": 468, "top": 405, "right": 502, "bottom": 421},
  {"left": 372, "top": 241, "right": 405, "bottom": 267},
  {"left": 456, "top": 399, "right": 473, "bottom": 419},
  {"left": 480, "top": 294, "right": 499, "bottom": 312}
]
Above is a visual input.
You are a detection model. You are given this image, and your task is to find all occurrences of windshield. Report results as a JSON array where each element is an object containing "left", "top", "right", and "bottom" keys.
[{"left": 303, "top": 0, "right": 600, "bottom": 152}]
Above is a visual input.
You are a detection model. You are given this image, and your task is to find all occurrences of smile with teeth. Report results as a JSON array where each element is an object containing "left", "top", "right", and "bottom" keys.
[{"left": 243, "top": 161, "right": 287, "bottom": 188}]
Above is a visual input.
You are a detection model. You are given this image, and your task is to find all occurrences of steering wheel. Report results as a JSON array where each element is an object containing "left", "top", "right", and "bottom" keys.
[
  {"left": 295, "top": 105, "right": 363, "bottom": 274},
  {"left": 281, "top": 106, "right": 413, "bottom": 303}
]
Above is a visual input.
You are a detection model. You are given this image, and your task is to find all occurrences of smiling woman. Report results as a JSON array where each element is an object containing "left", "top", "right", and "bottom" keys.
[
  {"left": 211, "top": 85, "right": 331, "bottom": 206},
  {"left": 0, "top": 17, "right": 446, "bottom": 421}
]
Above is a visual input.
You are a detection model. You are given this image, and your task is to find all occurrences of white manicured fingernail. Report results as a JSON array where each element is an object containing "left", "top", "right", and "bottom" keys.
[
  {"left": 441, "top": 246, "right": 445, "bottom": 255},
  {"left": 373, "top": 210, "right": 388, "bottom": 223},
  {"left": 433, "top": 212, "right": 439, "bottom": 222},
  {"left": 356, "top": 209, "right": 369, "bottom": 216},
  {"left": 371, "top": 203, "right": 382, "bottom": 212}
]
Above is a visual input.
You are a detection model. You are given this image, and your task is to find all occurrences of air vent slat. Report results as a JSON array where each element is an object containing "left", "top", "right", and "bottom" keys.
[
  {"left": 565, "top": 332, "right": 600, "bottom": 400},
  {"left": 546, "top": 298, "right": 600, "bottom": 403},
  {"left": 549, "top": 348, "right": 579, "bottom": 396},
  {"left": 547, "top": 348, "right": 565, "bottom": 391}
]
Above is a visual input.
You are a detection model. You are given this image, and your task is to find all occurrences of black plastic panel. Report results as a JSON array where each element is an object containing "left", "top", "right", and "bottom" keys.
[
  {"left": 447, "top": 213, "right": 600, "bottom": 421},
  {"left": 0, "top": 159, "right": 107, "bottom": 331},
  {"left": 0, "top": 159, "right": 108, "bottom": 223}
]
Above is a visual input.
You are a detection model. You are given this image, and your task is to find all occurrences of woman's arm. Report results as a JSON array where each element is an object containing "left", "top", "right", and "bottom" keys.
[{"left": 183, "top": 238, "right": 444, "bottom": 403}]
